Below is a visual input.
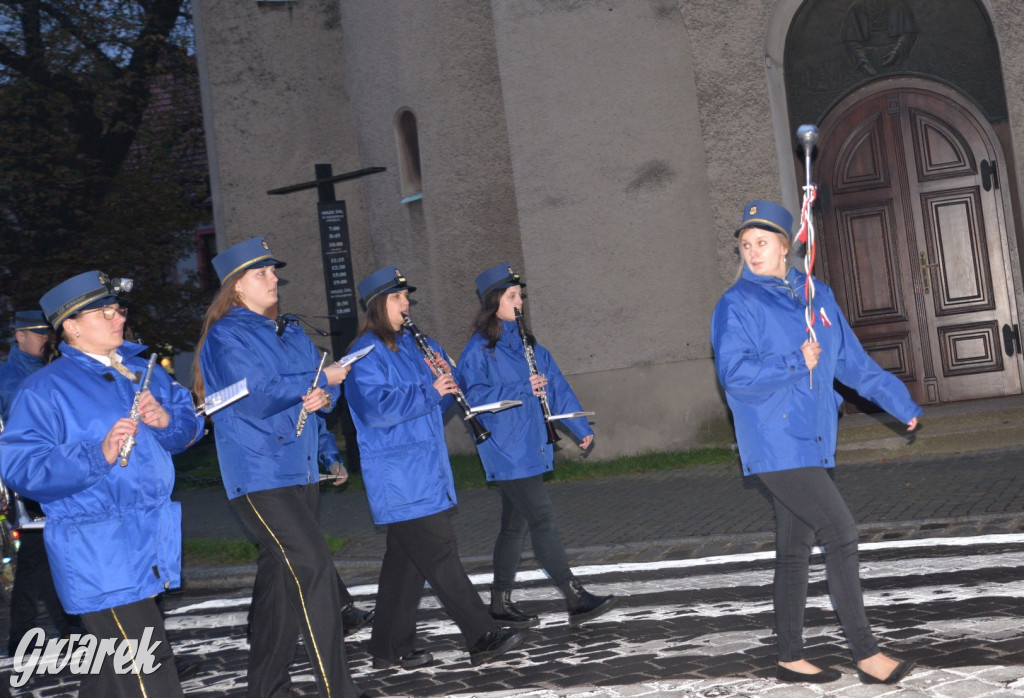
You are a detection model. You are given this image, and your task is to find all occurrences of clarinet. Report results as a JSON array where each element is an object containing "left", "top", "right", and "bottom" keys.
[
  {"left": 514, "top": 308, "right": 560, "bottom": 444},
  {"left": 118, "top": 353, "right": 158, "bottom": 467},
  {"left": 296, "top": 352, "right": 328, "bottom": 437},
  {"left": 401, "top": 313, "right": 491, "bottom": 444}
]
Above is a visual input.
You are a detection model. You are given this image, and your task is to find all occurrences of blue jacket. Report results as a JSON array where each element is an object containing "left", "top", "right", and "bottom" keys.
[
  {"left": 710, "top": 267, "right": 921, "bottom": 476},
  {"left": 316, "top": 414, "right": 342, "bottom": 470},
  {"left": 0, "top": 345, "right": 44, "bottom": 423},
  {"left": 456, "top": 321, "right": 592, "bottom": 481},
  {"left": 344, "top": 330, "right": 456, "bottom": 525},
  {"left": 199, "top": 306, "right": 340, "bottom": 500},
  {"left": 0, "top": 341, "right": 203, "bottom": 614}
]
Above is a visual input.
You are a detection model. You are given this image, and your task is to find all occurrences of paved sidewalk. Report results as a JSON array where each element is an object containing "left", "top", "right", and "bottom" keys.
[{"left": 180, "top": 445, "right": 1024, "bottom": 590}]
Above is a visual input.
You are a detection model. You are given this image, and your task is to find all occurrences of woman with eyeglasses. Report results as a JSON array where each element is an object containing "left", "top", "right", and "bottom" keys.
[
  {"left": 193, "top": 237, "right": 365, "bottom": 698},
  {"left": 0, "top": 271, "right": 204, "bottom": 697}
]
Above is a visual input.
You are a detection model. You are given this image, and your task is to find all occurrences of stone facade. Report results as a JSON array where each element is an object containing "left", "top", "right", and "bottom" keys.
[{"left": 192, "top": 0, "right": 1024, "bottom": 458}]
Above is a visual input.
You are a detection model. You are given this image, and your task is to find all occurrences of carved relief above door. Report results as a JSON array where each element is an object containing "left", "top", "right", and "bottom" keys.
[{"left": 815, "top": 81, "right": 1022, "bottom": 404}]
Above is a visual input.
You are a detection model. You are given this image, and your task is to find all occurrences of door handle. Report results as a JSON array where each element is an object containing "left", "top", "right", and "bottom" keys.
[
  {"left": 919, "top": 251, "right": 939, "bottom": 294},
  {"left": 1003, "top": 323, "right": 1021, "bottom": 357},
  {"left": 981, "top": 159, "right": 999, "bottom": 191}
]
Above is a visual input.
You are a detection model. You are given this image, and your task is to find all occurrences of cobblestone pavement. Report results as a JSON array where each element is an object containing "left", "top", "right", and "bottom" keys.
[
  {"left": 6, "top": 535, "right": 1024, "bottom": 696},
  {"left": 2, "top": 447, "right": 1023, "bottom": 696}
]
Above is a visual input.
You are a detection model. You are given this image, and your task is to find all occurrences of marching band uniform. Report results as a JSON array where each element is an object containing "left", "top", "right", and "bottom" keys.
[
  {"left": 0, "top": 312, "right": 48, "bottom": 419},
  {"left": 456, "top": 264, "right": 615, "bottom": 628},
  {"left": 711, "top": 201, "right": 920, "bottom": 685},
  {"left": 197, "top": 237, "right": 362, "bottom": 698},
  {"left": 242, "top": 413, "right": 374, "bottom": 644},
  {"left": 0, "top": 273, "right": 204, "bottom": 696},
  {"left": 345, "top": 266, "right": 527, "bottom": 670},
  {"left": 0, "top": 311, "right": 82, "bottom": 656}
]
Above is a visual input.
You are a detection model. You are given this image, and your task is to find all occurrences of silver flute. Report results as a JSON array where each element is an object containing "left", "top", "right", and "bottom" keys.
[
  {"left": 118, "top": 353, "right": 158, "bottom": 467},
  {"left": 296, "top": 351, "right": 328, "bottom": 437}
]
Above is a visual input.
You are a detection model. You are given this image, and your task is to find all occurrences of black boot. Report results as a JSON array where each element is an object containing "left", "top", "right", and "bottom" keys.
[
  {"left": 468, "top": 627, "right": 528, "bottom": 666},
  {"left": 558, "top": 579, "right": 617, "bottom": 627},
  {"left": 489, "top": 587, "right": 539, "bottom": 628},
  {"left": 341, "top": 603, "right": 375, "bottom": 637}
]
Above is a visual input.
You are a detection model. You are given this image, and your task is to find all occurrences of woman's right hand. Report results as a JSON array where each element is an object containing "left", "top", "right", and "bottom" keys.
[
  {"left": 529, "top": 373, "right": 548, "bottom": 396},
  {"left": 102, "top": 418, "right": 139, "bottom": 465},
  {"left": 433, "top": 372, "right": 460, "bottom": 397},
  {"left": 324, "top": 362, "right": 351, "bottom": 385},
  {"left": 800, "top": 339, "right": 821, "bottom": 371}
]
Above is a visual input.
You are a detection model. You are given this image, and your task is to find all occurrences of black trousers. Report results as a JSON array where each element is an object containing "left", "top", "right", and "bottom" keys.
[
  {"left": 370, "top": 510, "right": 498, "bottom": 661},
  {"left": 758, "top": 467, "right": 880, "bottom": 662},
  {"left": 492, "top": 475, "right": 573, "bottom": 590},
  {"left": 7, "top": 529, "right": 81, "bottom": 654},
  {"left": 78, "top": 596, "right": 181, "bottom": 698},
  {"left": 233, "top": 484, "right": 361, "bottom": 698}
]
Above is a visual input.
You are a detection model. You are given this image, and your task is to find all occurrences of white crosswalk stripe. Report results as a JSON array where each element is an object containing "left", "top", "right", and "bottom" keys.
[{"left": 4, "top": 534, "right": 1024, "bottom": 696}]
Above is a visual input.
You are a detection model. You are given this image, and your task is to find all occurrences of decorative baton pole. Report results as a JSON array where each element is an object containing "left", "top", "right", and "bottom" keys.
[{"left": 795, "top": 124, "right": 819, "bottom": 389}]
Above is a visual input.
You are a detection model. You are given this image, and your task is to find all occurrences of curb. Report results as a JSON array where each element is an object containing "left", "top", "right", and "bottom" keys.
[{"left": 178, "top": 511, "right": 1024, "bottom": 594}]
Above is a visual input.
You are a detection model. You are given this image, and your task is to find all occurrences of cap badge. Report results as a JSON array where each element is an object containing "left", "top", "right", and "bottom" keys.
[
  {"left": 261, "top": 240, "right": 269, "bottom": 250},
  {"left": 749, "top": 205, "right": 758, "bottom": 216}
]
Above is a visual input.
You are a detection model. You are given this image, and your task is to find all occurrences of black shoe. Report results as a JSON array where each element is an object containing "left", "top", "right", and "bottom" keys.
[
  {"left": 857, "top": 659, "right": 915, "bottom": 685},
  {"left": 341, "top": 603, "right": 375, "bottom": 637},
  {"left": 489, "top": 587, "right": 539, "bottom": 628},
  {"left": 776, "top": 664, "right": 842, "bottom": 683},
  {"left": 371, "top": 649, "right": 433, "bottom": 670},
  {"left": 469, "top": 627, "right": 527, "bottom": 666},
  {"left": 558, "top": 579, "right": 618, "bottom": 627}
]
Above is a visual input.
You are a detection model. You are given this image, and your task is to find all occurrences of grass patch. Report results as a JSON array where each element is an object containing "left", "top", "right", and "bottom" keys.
[
  {"left": 172, "top": 437, "right": 222, "bottom": 491},
  {"left": 174, "top": 433, "right": 736, "bottom": 494},
  {"left": 448, "top": 447, "right": 736, "bottom": 489},
  {"left": 182, "top": 533, "right": 348, "bottom": 566},
  {"left": 546, "top": 446, "right": 736, "bottom": 483}
]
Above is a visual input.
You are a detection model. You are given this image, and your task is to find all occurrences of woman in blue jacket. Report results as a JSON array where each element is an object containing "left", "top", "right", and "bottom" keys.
[
  {"left": 344, "top": 266, "right": 527, "bottom": 671},
  {"left": 456, "top": 263, "right": 615, "bottom": 628},
  {"left": 710, "top": 201, "right": 921, "bottom": 686},
  {"left": 194, "top": 237, "right": 363, "bottom": 698},
  {"left": 0, "top": 271, "right": 204, "bottom": 697}
]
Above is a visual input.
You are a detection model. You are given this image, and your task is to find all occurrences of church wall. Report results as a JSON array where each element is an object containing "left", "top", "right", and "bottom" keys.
[
  {"left": 192, "top": 0, "right": 375, "bottom": 324},
  {"left": 192, "top": 1, "right": 1024, "bottom": 459}
]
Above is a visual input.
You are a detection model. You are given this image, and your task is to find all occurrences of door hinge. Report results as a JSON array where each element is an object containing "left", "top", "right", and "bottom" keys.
[
  {"left": 982, "top": 159, "right": 999, "bottom": 191},
  {"left": 1002, "top": 323, "right": 1020, "bottom": 357}
]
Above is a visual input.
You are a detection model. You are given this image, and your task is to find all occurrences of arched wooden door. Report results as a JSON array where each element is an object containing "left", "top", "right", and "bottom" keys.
[{"left": 815, "top": 82, "right": 1022, "bottom": 404}]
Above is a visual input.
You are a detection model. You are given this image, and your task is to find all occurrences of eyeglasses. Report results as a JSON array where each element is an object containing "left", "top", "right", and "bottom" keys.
[{"left": 80, "top": 305, "right": 127, "bottom": 321}]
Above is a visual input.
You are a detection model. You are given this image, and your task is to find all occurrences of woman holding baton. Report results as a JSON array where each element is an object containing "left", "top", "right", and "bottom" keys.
[
  {"left": 711, "top": 201, "right": 920, "bottom": 685},
  {"left": 194, "top": 237, "right": 363, "bottom": 698},
  {"left": 456, "top": 263, "right": 615, "bottom": 629}
]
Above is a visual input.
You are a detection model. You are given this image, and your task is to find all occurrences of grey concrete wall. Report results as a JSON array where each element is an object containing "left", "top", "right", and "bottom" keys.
[
  {"left": 192, "top": 0, "right": 374, "bottom": 327},
  {"left": 989, "top": 0, "right": 1024, "bottom": 314},
  {"left": 491, "top": 1, "right": 719, "bottom": 373},
  {"left": 678, "top": 1, "right": 784, "bottom": 288},
  {"left": 190, "top": 0, "right": 769, "bottom": 459},
  {"left": 336, "top": 0, "right": 524, "bottom": 349}
]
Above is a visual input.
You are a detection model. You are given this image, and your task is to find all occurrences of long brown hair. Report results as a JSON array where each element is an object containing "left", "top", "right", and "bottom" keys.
[
  {"left": 471, "top": 286, "right": 533, "bottom": 350},
  {"left": 42, "top": 330, "right": 63, "bottom": 365},
  {"left": 191, "top": 275, "right": 243, "bottom": 403},
  {"left": 352, "top": 294, "right": 400, "bottom": 352}
]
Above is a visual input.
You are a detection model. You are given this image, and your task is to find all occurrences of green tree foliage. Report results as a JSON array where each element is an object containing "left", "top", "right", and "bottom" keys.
[{"left": 0, "top": 0, "right": 211, "bottom": 352}]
